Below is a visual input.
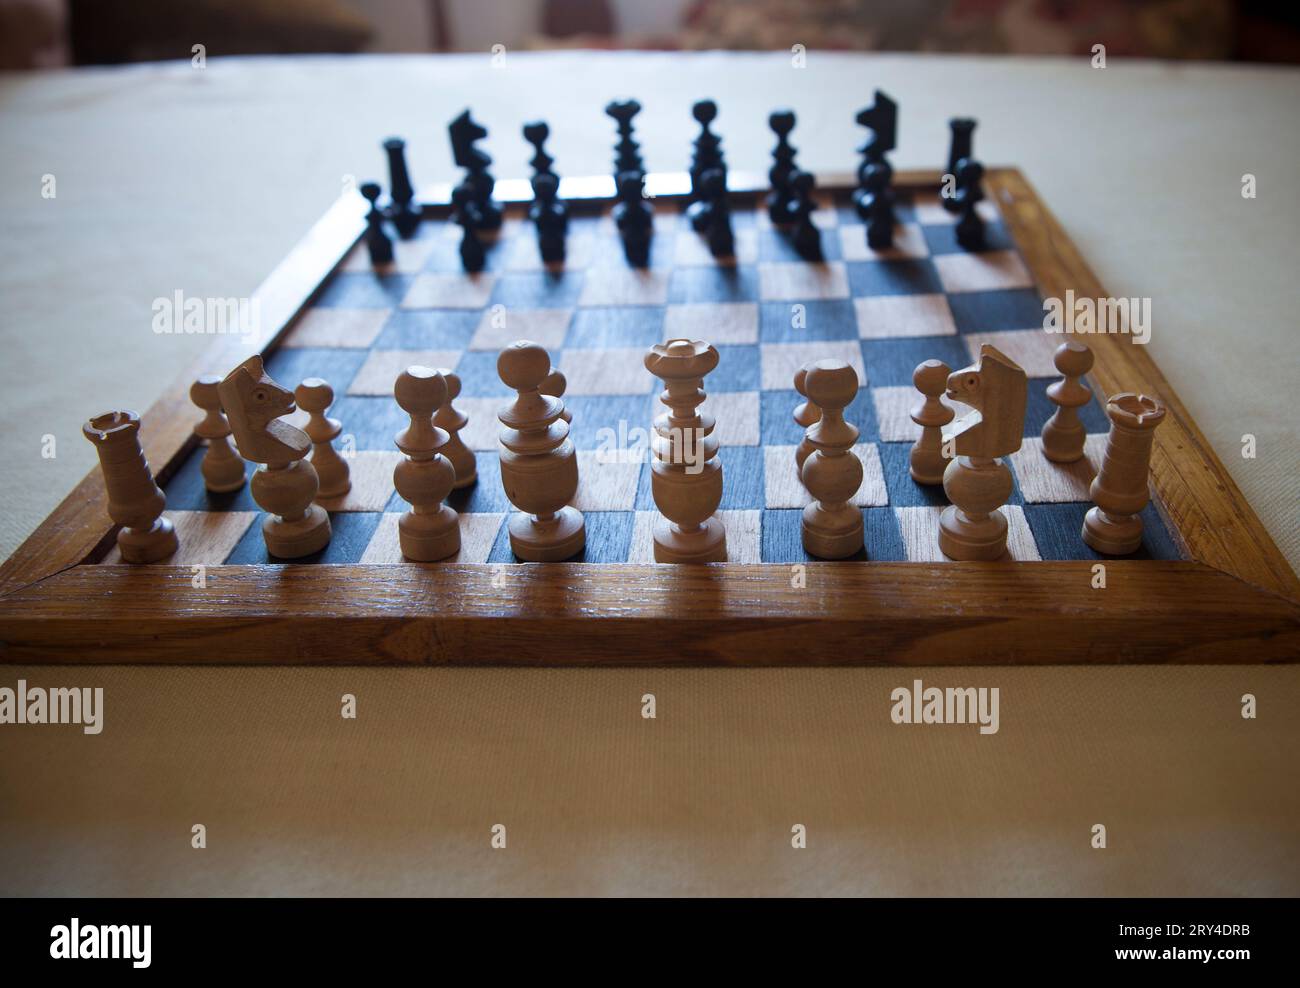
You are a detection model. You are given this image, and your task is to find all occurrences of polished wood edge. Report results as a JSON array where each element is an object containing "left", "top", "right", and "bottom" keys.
[
  {"left": 0, "top": 561, "right": 1295, "bottom": 665},
  {"left": 985, "top": 168, "right": 1299, "bottom": 600}
]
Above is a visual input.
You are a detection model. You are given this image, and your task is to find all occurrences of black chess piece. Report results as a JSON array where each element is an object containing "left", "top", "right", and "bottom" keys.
[
  {"left": 523, "top": 120, "right": 554, "bottom": 179},
  {"left": 767, "top": 109, "right": 798, "bottom": 225},
  {"left": 953, "top": 158, "right": 986, "bottom": 251},
  {"left": 383, "top": 137, "right": 421, "bottom": 239},
  {"left": 700, "top": 168, "right": 734, "bottom": 259},
  {"left": 787, "top": 171, "right": 822, "bottom": 261},
  {"left": 613, "top": 170, "right": 653, "bottom": 268},
  {"left": 448, "top": 109, "right": 502, "bottom": 231},
  {"left": 860, "top": 163, "right": 895, "bottom": 250},
  {"left": 853, "top": 90, "right": 898, "bottom": 231},
  {"left": 855, "top": 89, "right": 898, "bottom": 166},
  {"left": 688, "top": 99, "right": 725, "bottom": 211},
  {"left": 944, "top": 118, "right": 977, "bottom": 213},
  {"left": 854, "top": 157, "right": 893, "bottom": 223},
  {"left": 451, "top": 182, "right": 486, "bottom": 273},
  {"left": 605, "top": 99, "right": 644, "bottom": 180},
  {"left": 360, "top": 182, "right": 394, "bottom": 266},
  {"left": 531, "top": 173, "right": 568, "bottom": 265}
]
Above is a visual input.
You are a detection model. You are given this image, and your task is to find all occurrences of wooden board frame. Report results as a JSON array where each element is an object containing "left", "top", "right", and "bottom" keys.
[{"left": 1, "top": 168, "right": 1297, "bottom": 665}]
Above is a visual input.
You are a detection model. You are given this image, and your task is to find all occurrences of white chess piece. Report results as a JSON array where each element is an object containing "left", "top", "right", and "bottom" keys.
[{"left": 393, "top": 366, "right": 461, "bottom": 561}]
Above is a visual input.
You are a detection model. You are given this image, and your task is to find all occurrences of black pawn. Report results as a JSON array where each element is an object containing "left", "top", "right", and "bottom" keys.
[
  {"left": 701, "top": 168, "right": 734, "bottom": 259},
  {"left": 523, "top": 121, "right": 554, "bottom": 179},
  {"left": 944, "top": 118, "right": 977, "bottom": 213},
  {"left": 767, "top": 109, "right": 798, "bottom": 225},
  {"left": 862, "top": 163, "right": 895, "bottom": 250},
  {"left": 787, "top": 171, "right": 822, "bottom": 261},
  {"left": 614, "top": 171, "right": 653, "bottom": 268},
  {"left": 452, "top": 183, "right": 485, "bottom": 273},
  {"left": 854, "top": 156, "right": 893, "bottom": 223},
  {"left": 605, "top": 99, "right": 644, "bottom": 179},
  {"left": 688, "top": 99, "right": 725, "bottom": 210},
  {"left": 953, "top": 158, "right": 986, "bottom": 251},
  {"left": 383, "top": 137, "right": 421, "bottom": 239},
  {"left": 360, "top": 182, "right": 393, "bottom": 266},
  {"left": 531, "top": 173, "right": 567, "bottom": 266}
]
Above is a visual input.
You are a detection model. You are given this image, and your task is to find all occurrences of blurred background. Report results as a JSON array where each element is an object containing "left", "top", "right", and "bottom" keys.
[{"left": 3, "top": 0, "right": 1299, "bottom": 70}]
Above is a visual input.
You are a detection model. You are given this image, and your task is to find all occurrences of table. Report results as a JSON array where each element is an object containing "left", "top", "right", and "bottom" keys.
[{"left": 1, "top": 52, "right": 1296, "bottom": 895}]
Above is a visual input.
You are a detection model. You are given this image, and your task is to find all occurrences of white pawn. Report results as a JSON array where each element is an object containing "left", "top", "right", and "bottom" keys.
[
  {"left": 497, "top": 341, "right": 585, "bottom": 561},
  {"left": 1041, "top": 341, "right": 1093, "bottom": 463},
  {"left": 432, "top": 367, "right": 476, "bottom": 488},
  {"left": 800, "top": 360, "right": 864, "bottom": 559},
  {"left": 190, "top": 374, "right": 246, "bottom": 492},
  {"left": 295, "top": 377, "right": 351, "bottom": 499},
  {"left": 393, "top": 366, "right": 461, "bottom": 561},
  {"left": 793, "top": 361, "right": 821, "bottom": 473},
  {"left": 909, "top": 360, "right": 953, "bottom": 485},
  {"left": 541, "top": 365, "right": 572, "bottom": 424}
]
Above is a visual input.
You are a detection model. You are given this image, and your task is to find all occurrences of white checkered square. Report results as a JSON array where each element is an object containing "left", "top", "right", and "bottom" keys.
[
  {"left": 933, "top": 250, "right": 1033, "bottom": 294},
  {"left": 560, "top": 346, "right": 654, "bottom": 395},
  {"left": 99, "top": 510, "right": 256, "bottom": 565},
  {"left": 318, "top": 450, "right": 401, "bottom": 512},
  {"left": 284, "top": 308, "right": 389, "bottom": 349},
  {"left": 663, "top": 302, "right": 758, "bottom": 344},
  {"left": 341, "top": 235, "right": 438, "bottom": 275},
  {"left": 573, "top": 451, "right": 642, "bottom": 512},
  {"left": 963, "top": 329, "right": 1059, "bottom": 378},
  {"left": 402, "top": 272, "right": 496, "bottom": 309},
  {"left": 760, "top": 340, "right": 865, "bottom": 391},
  {"left": 895, "top": 504, "right": 1041, "bottom": 561},
  {"left": 456, "top": 397, "right": 502, "bottom": 451},
  {"left": 673, "top": 227, "right": 759, "bottom": 266},
  {"left": 360, "top": 511, "right": 505, "bottom": 564},
  {"left": 854, "top": 294, "right": 957, "bottom": 339},
  {"left": 1010, "top": 434, "right": 1108, "bottom": 503},
  {"left": 759, "top": 261, "right": 850, "bottom": 301},
  {"left": 627, "top": 509, "right": 761, "bottom": 563},
  {"left": 469, "top": 307, "right": 572, "bottom": 351},
  {"left": 838, "top": 222, "right": 930, "bottom": 261},
  {"left": 577, "top": 267, "right": 670, "bottom": 307},
  {"left": 763, "top": 443, "right": 887, "bottom": 508},
  {"left": 872, "top": 385, "right": 960, "bottom": 443},
  {"left": 502, "top": 232, "right": 596, "bottom": 272},
  {"left": 348, "top": 350, "right": 462, "bottom": 396},
  {"left": 702, "top": 390, "right": 760, "bottom": 446},
  {"left": 912, "top": 191, "right": 999, "bottom": 226}
]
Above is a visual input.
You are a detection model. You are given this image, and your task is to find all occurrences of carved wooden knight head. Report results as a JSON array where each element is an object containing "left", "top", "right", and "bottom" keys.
[
  {"left": 217, "top": 355, "right": 310, "bottom": 466},
  {"left": 944, "top": 344, "right": 1028, "bottom": 460}
]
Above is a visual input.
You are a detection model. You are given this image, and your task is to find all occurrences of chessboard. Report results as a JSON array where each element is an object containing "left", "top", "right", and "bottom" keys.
[{"left": 1, "top": 169, "right": 1296, "bottom": 664}]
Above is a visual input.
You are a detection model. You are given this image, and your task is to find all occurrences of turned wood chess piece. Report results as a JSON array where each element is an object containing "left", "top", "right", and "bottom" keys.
[
  {"left": 644, "top": 338, "right": 727, "bottom": 563},
  {"left": 393, "top": 366, "right": 461, "bottom": 561},
  {"left": 295, "top": 377, "right": 351, "bottom": 499},
  {"left": 1083, "top": 392, "right": 1167, "bottom": 555},
  {"left": 497, "top": 340, "right": 585, "bottom": 561},
  {"left": 540, "top": 365, "right": 572, "bottom": 424},
  {"left": 83, "top": 410, "right": 178, "bottom": 563},
  {"left": 909, "top": 359, "right": 954, "bottom": 485},
  {"left": 432, "top": 367, "right": 476, "bottom": 488},
  {"left": 1041, "top": 341, "right": 1094, "bottom": 463},
  {"left": 218, "top": 355, "right": 331, "bottom": 558},
  {"left": 360, "top": 181, "right": 394, "bottom": 267},
  {"left": 190, "top": 374, "right": 246, "bottom": 493},
  {"left": 793, "top": 361, "right": 821, "bottom": 473},
  {"left": 800, "top": 361, "right": 865, "bottom": 559},
  {"left": 939, "top": 345, "right": 1027, "bottom": 560}
]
